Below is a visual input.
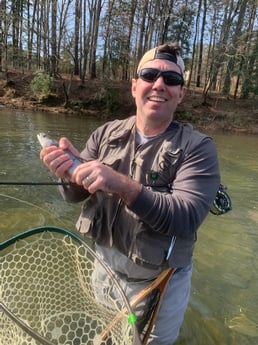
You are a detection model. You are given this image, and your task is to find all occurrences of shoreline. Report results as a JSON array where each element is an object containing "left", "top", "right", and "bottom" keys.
[
  {"left": 1, "top": 98, "right": 257, "bottom": 136},
  {"left": 1, "top": 72, "right": 258, "bottom": 135}
]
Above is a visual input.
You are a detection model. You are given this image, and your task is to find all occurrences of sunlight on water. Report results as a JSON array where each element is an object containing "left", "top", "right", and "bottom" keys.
[
  {"left": 225, "top": 313, "right": 258, "bottom": 337},
  {"left": 176, "top": 132, "right": 258, "bottom": 345},
  {"left": 0, "top": 109, "right": 258, "bottom": 345}
]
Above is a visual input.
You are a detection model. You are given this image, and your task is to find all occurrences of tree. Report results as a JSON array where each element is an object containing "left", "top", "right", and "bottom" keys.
[
  {"left": 223, "top": 0, "right": 249, "bottom": 96},
  {"left": 196, "top": 0, "right": 207, "bottom": 88},
  {"left": 203, "top": 0, "right": 240, "bottom": 101},
  {"left": 50, "top": 0, "right": 57, "bottom": 76},
  {"left": 88, "top": 0, "right": 103, "bottom": 79},
  {"left": 0, "top": 0, "right": 257, "bottom": 99},
  {"left": 74, "top": 0, "right": 81, "bottom": 75},
  {"left": 0, "top": 0, "right": 7, "bottom": 72},
  {"left": 239, "top": 0, "right": 258, "bottom": 99}
]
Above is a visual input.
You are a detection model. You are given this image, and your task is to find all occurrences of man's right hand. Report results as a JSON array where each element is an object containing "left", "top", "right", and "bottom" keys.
[{"left": 40, "top": 137, "right": 80, "bottom": 178}]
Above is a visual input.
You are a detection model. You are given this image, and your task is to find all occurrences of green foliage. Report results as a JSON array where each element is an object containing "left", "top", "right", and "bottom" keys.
[
  {"left": 30, "top": 72, "right": 53, "bottom": 101},
  {"left": 248, "top": 85, "right": 258, "bottom": 96},
  {"left": 96, "top": 83, "right": 119, "bottom": 113}
]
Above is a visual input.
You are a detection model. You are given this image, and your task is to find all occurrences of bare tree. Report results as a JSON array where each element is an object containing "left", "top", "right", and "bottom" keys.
[
  {"left": 223, "top": 0, "right": 249, "bottom": 96},
  {"left": 88, "top": 0, "right": 103, "bottom": 79},
  {"left": 196, "top": 0, "right": 207, "bottom": 88},
  {"left": 121, "top": 0, "right": 137, "bottom": 80},
  {"left": 73, "top": 0, "right": 81, "bottom": 75},
  {"left": 50, "top": 0, "right": 57, "bottom": 76},
  {"left": 203, "top": 0, "right": 240, "bottom": 101},
  {"left": 0, "top": 0, "right": 257, "bottom": 99},
  {"left": 239, "top": 0, "right": 258, "bottom": 99},
  {"left": 101, "top": 0, "right": 116, "bottom": 78},
  {"left": 0, "top": 0, "right": 7, "bottom": 72}
]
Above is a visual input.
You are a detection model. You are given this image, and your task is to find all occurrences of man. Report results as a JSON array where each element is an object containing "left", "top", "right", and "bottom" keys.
[{"left": 40, "top": 43, "right": 220, "bottom": 344}]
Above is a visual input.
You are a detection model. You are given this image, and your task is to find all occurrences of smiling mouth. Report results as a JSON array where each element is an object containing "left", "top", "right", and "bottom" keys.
[{"left": 148, "top": 96, "right": 167, "bottom": 102}]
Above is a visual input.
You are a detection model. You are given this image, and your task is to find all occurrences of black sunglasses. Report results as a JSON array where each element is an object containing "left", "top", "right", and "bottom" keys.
[{"left": 138, "top": 68, "right": 184, "bottom": 86}]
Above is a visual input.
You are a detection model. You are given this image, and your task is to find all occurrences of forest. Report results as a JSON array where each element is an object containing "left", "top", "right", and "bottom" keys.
[{"left": 0, "top": 0, "right": 257, "bottom": 108}]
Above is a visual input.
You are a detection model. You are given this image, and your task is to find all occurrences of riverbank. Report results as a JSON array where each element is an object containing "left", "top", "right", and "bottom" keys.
[{"left": 1, "top": 70, "right": 258, "bottom": 134}]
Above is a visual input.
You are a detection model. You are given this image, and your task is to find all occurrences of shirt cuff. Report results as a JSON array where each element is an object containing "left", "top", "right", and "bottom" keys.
[{"left": 129, "top": 186, "right": 157, "bottom": 219}]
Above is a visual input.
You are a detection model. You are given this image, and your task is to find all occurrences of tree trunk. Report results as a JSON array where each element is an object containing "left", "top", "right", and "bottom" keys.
[
  {"left": 89, "top": 0, "right": 102, "bottom": 79},
  {"left": 74, "top": 0, "right": 81, "bottom": 76},
  {"left": 196, "top": 0, "right": 207, "bottom": 88}
]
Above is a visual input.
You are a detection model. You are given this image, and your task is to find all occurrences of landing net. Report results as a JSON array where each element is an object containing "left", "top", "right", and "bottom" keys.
[{"left": 0, "top": 226, "right": 140, "bottom": 345}]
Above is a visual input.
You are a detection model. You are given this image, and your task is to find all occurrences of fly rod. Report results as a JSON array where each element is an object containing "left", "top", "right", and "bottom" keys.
[{"left": 0, "top": 181, "right": 71, "bottom": 186}]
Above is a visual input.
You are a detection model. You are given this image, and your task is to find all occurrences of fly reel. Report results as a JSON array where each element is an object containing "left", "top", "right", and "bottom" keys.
[{"left": 210, "top": 184, "right": 232, "bottom": 215}]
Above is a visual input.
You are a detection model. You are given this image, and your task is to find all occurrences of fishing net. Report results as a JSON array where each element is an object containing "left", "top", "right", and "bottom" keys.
[{"left": 0, "top": 226, "right": 141, "bottom": 345}]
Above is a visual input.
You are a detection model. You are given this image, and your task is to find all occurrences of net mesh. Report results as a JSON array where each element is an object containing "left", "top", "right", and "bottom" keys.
[{"left": 0, "top": 228, "right": 140, "bottom": 345}]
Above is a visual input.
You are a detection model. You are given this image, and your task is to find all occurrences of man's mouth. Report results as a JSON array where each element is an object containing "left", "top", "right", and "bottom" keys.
[{"left": 148, "top": 96, "right": 167, "bottom": 102}]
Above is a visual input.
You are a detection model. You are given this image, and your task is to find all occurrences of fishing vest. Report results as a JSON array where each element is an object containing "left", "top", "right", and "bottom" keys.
[{"left": 76, "top": 116, "right": 213, "bottom": 269}]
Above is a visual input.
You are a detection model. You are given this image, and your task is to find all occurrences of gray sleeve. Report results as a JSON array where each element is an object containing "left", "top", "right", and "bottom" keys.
[{"left": 129, "top": 137, "right": 220, "bottom": 238}]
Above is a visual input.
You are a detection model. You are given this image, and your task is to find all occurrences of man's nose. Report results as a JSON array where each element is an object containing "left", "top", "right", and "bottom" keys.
[{"left": 152, "top": 76, "right": 166, "bottom": 89}]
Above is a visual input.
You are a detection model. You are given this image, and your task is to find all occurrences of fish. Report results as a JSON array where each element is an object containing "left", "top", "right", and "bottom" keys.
[
  {"left": 37, "top": 132, "right": 82, "bottom": 175},
  {"left": 37, "top": 132, "right": 59, "bottom": 147}
]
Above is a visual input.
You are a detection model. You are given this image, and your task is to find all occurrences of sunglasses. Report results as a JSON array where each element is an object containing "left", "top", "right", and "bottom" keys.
[{"left": 138, "top": 68, "right": 184, "bottom": 86}]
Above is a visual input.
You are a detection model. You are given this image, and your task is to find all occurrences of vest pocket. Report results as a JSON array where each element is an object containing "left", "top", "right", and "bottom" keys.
[{"left": 129, "top": 230, "right": 171, "bottom": 269}]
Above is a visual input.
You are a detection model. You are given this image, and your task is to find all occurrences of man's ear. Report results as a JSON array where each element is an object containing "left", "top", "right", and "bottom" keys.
[
  {"left": 178, "top": 86, "right": 186, "bottom": 104},
  {"left": 131, "top": 78, "right": 137, "bottom": 98}
]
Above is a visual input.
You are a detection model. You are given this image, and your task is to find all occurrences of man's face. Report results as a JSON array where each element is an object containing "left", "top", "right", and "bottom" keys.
[{"left": 132, "top": 59, "right": 186, "bottom": 132}]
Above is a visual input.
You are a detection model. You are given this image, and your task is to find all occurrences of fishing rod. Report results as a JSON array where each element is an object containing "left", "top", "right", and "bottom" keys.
[
  {"left": 0, "top": 181, "right": 71, "bottom": 186},
  {"left": 0, "top": 181, "right": 232, "bottom": 215}
]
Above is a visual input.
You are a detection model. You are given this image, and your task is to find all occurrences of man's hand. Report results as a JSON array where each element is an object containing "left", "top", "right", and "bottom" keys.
[
  {"left": 71, "top": 160, "right": 142, "bottom": 206},
  {"left": 40, "top": 137, "right": 80, "bottom": 178}
]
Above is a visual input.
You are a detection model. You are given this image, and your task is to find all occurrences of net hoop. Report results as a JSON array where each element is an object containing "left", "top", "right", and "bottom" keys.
[{"left": 0, "top": 226, "right": 141, "bottom": 345}]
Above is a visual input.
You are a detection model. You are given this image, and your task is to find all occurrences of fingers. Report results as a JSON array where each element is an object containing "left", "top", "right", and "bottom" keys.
[
  {"left": 40, "top": 145, "right": 55, "bottom": 160},
  {"left": 71, "top": 161, "right": 105, "bottom": 193},
  {"left": 40, "top": 146, "right": 73, "bottom": 177},
  {"left": 71, "top": 163, "right": 96, "bottom": 186},
  {"left": 81, "top": 175, "right": 96, "bottom": 192},
  {"left": 59, "top": 137, "right": 81, "bottom": 157},
  {"left": 84, "top": 175, "right": 94, "bottom": 185},
  {"left": 39, "top": 137, "right": 80, "bottom": 179},
  {"left": 49, "top": 155, "right": 73, "bottom": 177}
]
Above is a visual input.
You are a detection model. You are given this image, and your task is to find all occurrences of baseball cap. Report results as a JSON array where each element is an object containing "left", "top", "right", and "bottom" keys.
[{"left": 137, "top": 45, "right": 185, "bottom": 74}]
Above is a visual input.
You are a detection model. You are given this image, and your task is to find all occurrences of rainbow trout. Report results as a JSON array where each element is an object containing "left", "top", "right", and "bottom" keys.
[{"left": 37, "top": 132, "right": 82, "bottom": 175}]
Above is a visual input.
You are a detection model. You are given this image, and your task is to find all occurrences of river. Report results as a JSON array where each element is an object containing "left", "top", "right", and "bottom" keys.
[{"left": 0, "top": 108, "right": 257, "bottom": 345}]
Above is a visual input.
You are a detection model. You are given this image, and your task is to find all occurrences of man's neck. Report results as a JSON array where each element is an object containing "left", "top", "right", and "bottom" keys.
[{"left": 136, "top": 117, "right": 173, "bottom": 136}]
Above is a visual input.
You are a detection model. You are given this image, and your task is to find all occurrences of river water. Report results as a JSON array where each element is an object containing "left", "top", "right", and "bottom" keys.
[{"left": 0, "top": 108, "right": 257, "bottom": 345}]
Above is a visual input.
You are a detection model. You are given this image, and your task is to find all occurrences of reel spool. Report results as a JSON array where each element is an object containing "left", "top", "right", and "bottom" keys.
[{"left": 210, "top": 184, "right": 232, "bottom": 215}]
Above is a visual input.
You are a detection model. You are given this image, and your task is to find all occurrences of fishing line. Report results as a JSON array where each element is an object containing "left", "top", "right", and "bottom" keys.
[
  {"left": 0, "top": 193, "right": 70, "bottom": 228},
  {"left": 0, "top": 181, "right": 70, "bottom": 186},
  {"left": 0, "top": 182, "right": 232, "bottom": 215}
]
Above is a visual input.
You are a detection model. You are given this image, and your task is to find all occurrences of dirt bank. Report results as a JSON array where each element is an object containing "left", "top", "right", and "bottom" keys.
[{"left": 1, "top": 71, "right": 258, "bottom": 134}]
